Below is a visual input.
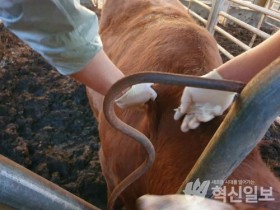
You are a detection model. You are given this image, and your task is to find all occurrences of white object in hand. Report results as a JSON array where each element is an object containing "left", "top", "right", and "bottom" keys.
[{"left": 115, "top": 83, "right": 157, "bottom": 109}]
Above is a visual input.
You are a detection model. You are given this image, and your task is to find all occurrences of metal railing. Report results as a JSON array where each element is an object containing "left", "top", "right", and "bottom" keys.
[
  {"left": 185, "top": 0, "right": 280, "bottom": 59},
  {"left": 0, "top": 155, "right": 100, "bottom": 210}
]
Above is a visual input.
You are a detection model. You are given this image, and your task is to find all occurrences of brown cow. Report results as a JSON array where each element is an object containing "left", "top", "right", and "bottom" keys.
[{"left": 86, "top": 0, "right": 280, "bottom": 209}]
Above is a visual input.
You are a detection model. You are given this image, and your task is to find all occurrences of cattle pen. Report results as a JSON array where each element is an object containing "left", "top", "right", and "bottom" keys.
[
  {"left": 0, "top": 0, "right": 280, "bottom": 210},
  {"left": 182, "top": 0, "right": 280, "bottom": 59}
]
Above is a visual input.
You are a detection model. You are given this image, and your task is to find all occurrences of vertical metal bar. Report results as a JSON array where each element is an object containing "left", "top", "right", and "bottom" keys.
[
  {"left": 92, "top": 0, "right": 97, "bottom": 6},
  {"left": 185, "top": 8, "right": 235, "bottom": 59},
  {"left": 178, "top": 57, "right": 280, "bottom": 197},
  {"left": 206, "top": 0, "right": 226, "bottom": 34},
  {"left": 98, "top": 0, "right": 104, "bottom": 9},
  {"left": 0, "top": 155, "right": 100, "bottom": 210},
  {"left": 249, "top": 0, "right": 271, "bottom": 47}
]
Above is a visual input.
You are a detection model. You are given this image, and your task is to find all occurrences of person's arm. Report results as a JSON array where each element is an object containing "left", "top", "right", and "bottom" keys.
[
  {"left": 1, "top": 0, "right": 103, "bottom": 76},
  {"left": 1, "top": 0, "right": 157, "bottom": 106},
  {"left": 175, "top": 30, "right": 280, "bottom": 132},
  {"left": 218, "top": 30, "right": 280, "bottom": 83},
  {"left": 71, "top": 49, "right": 124, "bottom": 95},
  {"left": 72, "top": 51, "right": 157, "bottom": 106}
]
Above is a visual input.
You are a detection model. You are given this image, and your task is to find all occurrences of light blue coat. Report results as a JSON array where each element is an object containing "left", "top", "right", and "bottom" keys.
[{"left": 0, "top": 0, "right": 102, "bottom": 75}]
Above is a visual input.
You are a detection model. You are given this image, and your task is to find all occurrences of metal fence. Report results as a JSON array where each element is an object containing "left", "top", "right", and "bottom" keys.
[
  {"left": 0, "top": 1, "right": 278, "bottom": 59},
  {"left": 91, "top": 0, "right": 279, "bottom": 59},
  {"left": 183, "top": 0, "right": 280, "bottom": 59}
]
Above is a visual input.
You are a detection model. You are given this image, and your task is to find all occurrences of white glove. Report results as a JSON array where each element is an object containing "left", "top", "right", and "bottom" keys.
[
  {"left": 137, "top": 194, "right": 235, "bottom": 210},
  {"left": 174, "top": 70, "right": 236, "bottom": 132},
  {"left": 115, "top": 83, "right": 157, "bottom": 109}
]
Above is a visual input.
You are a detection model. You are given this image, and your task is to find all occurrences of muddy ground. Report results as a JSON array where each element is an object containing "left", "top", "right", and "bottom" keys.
[
  {"left": 0, "top": 6, "right": 280, "bottom": 210},
  {"left": 0, "top": 6, "right": 106, "bottom": 209}
]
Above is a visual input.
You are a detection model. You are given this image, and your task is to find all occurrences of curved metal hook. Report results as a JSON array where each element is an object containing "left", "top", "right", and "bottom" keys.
[{"left": 103, "top": 72, "right": 245, "bottom": 210}]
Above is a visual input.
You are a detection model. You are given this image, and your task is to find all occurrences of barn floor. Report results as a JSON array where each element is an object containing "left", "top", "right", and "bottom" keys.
[{"left": 0, "top": 6, "right": 280, "bottom": 210}]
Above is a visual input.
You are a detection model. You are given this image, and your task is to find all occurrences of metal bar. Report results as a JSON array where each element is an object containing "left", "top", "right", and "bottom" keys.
[
  {"left": 192, "top": 0, "right": 211, "bottom": 11},
  {"left": 270, "top": 0, "right": 280, "bottom": 12},
  {"left": 185, "top": 4, "right": 250, "bottom": 52},
  {"left": 218, "top": 44, "right": 235, "bottom": 59},
  {"left": 220, "top": 11, "right": 270, "bottom": 40},
  {"left": 215, "top": 25, "right": 251, "bottom": 51},
  {"left": 0, "top": 155, "right": 100, "bottom": 210},
  {"left": 265, "top": 17, "right": 280, "bottom": 29},
  {"left": 92, "top": 0, "right": 97, "bottom": 6},
  {"left": 186, "top": 1, "right": 274, "bottom": 53},
  {"left": 249, "top": 0, "right": 271, "bottom": 47},
  {"left": 206, "top": 0, "right": 226, "bottom": 34},
  {"left": 178, "top": 57, "right": 280, "bottom": 197},
  {"left": 98, "top": 0, "right": 103, "bottom": 9},
  {"left": 186, "top": 9, "right": 237, "bottom": 58},
  {"left": 188, "top": 9, "right": 208, "bottom": 24},
  {"left": 264, "top": 0, "right": 280, "bottom": 30},
  {"left": 229, "top": 0, "right": 280, "bottom": 19},
  {"left": 103, "top": 72, "right": 244, "bottom": 209}
]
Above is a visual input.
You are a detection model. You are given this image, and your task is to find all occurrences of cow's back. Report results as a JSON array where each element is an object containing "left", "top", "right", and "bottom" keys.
[
  {"left": 90, "top": 1, "right": 280, "bottom": 209},
  {"left": 99, "top": 0, "right": 222, "bottom": 76},
  {"left": 96, "top": 0, "right": 225, "bottom": 209}
]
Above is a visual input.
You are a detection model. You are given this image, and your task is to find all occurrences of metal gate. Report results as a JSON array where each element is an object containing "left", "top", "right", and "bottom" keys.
[{"left": 183, "top": 0, "right": 280, "bottom": 59}]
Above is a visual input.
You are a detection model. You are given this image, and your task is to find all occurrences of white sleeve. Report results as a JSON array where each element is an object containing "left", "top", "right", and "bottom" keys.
[{"left": 0, "top": 0, "right": 102, "bottom": 75}]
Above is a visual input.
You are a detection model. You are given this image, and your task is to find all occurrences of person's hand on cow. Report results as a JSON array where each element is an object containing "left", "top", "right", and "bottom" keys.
[
  {"left": 174, "top": 70, "right": 236, "bottom": 132},
  {"left": 115, "top": 83, "right": 157, "bottom": 109},
  {"left": 174, "top": 31, "right": 280, "bottom": 133}
]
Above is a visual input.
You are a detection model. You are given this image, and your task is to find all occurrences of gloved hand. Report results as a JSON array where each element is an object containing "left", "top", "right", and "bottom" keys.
[
  {"left": 115, "top": 83, "right": 157, "bottom": 109},
  {"left": 174, "top": 70, "right": 236, "bottom": 132}
]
